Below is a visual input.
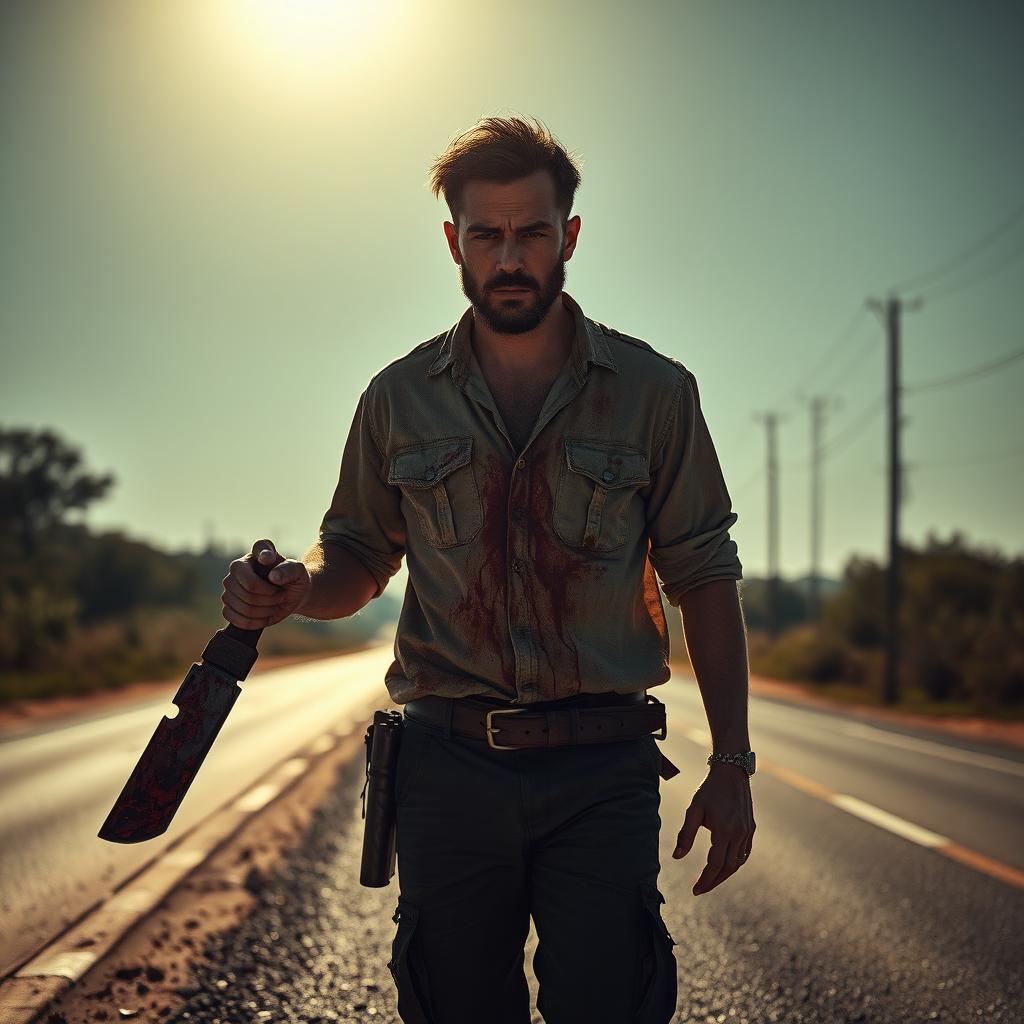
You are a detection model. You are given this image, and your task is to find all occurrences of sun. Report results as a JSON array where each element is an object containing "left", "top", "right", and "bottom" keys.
[{"left": 204, "top": 0, "right": 403, "bottom": 91}]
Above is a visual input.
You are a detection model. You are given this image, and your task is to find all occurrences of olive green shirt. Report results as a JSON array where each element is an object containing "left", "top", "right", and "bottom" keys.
[{"left": 319, "top": 291, "right": 743, "bottom": 705}]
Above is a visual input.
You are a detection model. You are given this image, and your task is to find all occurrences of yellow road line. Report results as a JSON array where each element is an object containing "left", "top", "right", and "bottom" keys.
[{"left": 671, "top": 717, "right": 1024, "bottom": 890}]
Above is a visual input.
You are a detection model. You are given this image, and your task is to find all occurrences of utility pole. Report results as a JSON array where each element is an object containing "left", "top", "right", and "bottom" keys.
[
  {"left": 867, "top": 294, "right": 921, "bottom": 705},
  {"left": 807, "top": 396, "right": 840, "bottom": 621},
  {"left": 755, "top": 412, "right": 781, "bottom": 640}
]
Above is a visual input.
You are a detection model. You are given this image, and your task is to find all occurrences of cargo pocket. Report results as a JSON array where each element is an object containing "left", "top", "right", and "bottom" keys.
[
  {"left": 387, "top": 897, "right": 435, "bottom": 1023},
  {"left": 634, "top": 885, "right": 677, "bottom": 1023},
  {"left": 553, "top": 439, "right": 650, "bottom": 552},
  {"left": 388, "top": 437, "right": 482, "bottom": 549}
]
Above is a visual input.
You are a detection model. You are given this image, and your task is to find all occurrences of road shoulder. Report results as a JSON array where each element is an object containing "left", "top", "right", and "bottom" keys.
[
  {"left": 0, "top": 694, "right": 390, "bottom": 1024},
  {"left": 745, "top": 672, "right": 1024, "bottom": 751}
]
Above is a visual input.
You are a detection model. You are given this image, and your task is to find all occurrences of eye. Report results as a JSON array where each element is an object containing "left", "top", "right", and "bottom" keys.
[{"left": 523, "top": 230, "right": 544, "bottom": 238}]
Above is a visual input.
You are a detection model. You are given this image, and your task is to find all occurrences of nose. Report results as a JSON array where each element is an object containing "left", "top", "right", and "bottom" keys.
[{"left": 495, "top": 237, "right": 524, "bottom": 274}]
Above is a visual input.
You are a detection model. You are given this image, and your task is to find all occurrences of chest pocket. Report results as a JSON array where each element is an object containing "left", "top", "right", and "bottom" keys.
[
  {"left": 553, "top": 439, "right": 650, "bottom": 552},
  {"left": 388, "top": 437, "right": 483, "bottom": 549}
]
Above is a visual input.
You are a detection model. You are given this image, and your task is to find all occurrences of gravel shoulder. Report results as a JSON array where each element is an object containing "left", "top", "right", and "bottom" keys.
[{"left": 45, "top": 717, "right": 385, "bottom": 1024}]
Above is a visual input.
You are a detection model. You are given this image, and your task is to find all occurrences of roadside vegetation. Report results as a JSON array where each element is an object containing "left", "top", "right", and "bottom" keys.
[
  {"left": 0, "top": 427, "right": 394, "bottom": 704},
  {"left": 5, "top": 426, "right": 1019, "bottom": 718},
  {"left": 734, "top": 535, "right": 1024, "bottom": 720}
]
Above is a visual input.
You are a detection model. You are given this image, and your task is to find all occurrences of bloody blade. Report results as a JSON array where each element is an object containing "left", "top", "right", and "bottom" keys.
[{"left": 98, "top": 541, "right": 280, "bottom": 844}]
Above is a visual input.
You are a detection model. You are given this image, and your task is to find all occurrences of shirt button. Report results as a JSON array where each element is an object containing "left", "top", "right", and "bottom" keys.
[
  {"left": 510, "top": 558, "right": 524, "bottom": 573},
  {"left": 516, "top": 457, "right": 526, "bottom": 470},
  {"left": 601, "top": 469, "right": 616, "bottom": 483}
]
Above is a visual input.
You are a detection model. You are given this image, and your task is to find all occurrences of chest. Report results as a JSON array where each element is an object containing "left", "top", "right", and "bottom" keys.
[{"left": 487, "top": 375, "right": 559, "bottom": 454}]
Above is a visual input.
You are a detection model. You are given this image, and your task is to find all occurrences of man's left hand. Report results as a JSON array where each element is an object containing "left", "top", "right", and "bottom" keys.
[{"left": 672, "top": 764, "right": 755, "bottom": 896}]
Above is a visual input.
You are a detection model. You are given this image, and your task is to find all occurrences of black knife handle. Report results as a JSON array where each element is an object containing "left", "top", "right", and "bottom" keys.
[
  {"left": 228, "top": 539, "right": 278, "bottom": 643},
  {"left": 202, "top": 540, "right": 281, "bottom": 679}
]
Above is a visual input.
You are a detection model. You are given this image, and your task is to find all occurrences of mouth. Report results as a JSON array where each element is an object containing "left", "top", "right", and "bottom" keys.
[{"left": 492, "top": 287, "right": 532, "bottom": 294}]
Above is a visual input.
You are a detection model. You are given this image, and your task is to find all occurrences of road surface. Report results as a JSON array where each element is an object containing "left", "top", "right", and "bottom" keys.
[
  {"left": 4, "top": 659, "right": 1022, "bottom": 1020},
  {"left": 168, "top": 673, "right": 1024, "bottom": 1023},
  {"left": 0, "top": 646, "right": 395, "bottom": 978}
]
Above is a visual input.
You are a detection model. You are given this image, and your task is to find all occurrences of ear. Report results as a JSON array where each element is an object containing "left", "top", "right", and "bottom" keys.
[
  {"left": 442, "top": 221, "right": 461, "bottom": 265},
  {"left": 562, "top": 214, "right": 582, "bottom": 261}
]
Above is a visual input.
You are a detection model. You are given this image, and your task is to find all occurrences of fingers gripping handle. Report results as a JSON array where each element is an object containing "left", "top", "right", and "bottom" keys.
[{"left": 202, "top": 540, "right": 280, "bottom": 680}]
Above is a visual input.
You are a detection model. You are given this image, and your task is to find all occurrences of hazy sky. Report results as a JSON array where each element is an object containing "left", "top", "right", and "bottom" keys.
[{"left": 3, "top": 0, "right": 1022, "bottom": 586}]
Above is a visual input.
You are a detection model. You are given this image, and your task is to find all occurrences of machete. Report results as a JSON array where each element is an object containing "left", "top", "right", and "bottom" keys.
[{"left": 98, "top": 541, "right": 281, "bottom": 844}]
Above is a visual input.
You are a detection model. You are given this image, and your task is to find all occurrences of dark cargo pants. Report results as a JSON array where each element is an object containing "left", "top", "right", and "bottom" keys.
[{"left": 387, "top": 698, "right": 678, "bottom": 1024}]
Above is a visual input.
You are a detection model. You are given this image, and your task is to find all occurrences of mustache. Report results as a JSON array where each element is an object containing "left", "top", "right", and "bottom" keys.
[{"left": 488, "top": 278, "right": 536, "bottom": 290}]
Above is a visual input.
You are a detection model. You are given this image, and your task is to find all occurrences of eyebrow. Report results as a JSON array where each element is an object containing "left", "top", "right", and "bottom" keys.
[{"left": 465, "top": 220, "right": 555, "bottom": 233}]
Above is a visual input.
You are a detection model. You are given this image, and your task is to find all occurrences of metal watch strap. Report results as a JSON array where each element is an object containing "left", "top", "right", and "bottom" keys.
[{"left": 707, "top": 750, "right": 755, "bottom": 775}]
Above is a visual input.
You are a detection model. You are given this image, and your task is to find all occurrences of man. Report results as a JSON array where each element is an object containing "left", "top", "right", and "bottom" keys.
[{"left": 222, "top": 115, "right": 755, "bottom": 1024}]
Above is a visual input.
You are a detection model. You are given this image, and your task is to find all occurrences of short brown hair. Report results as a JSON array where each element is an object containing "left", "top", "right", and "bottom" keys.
[{"left": 428, "top": 115, "right": 583, "bottom": 226}]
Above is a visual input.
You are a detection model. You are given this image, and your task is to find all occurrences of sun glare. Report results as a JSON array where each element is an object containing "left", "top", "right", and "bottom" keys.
[{"left": 206, "top": 0, "right": 403, "bottom": 92}]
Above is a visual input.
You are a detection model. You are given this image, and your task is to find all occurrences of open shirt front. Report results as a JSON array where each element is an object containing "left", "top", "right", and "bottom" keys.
[{"left": 319, "top": 290, "right": 743, "bottom": 705}]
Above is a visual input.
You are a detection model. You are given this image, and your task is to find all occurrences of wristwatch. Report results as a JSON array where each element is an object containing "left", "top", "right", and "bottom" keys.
[{"left": 707, "top": 750, "right": 756, "bottom": 776}]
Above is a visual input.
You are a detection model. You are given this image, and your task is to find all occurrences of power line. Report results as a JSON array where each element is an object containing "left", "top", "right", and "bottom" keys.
[
  {"left": 910, "top": 241, "right": 1024, "bottom": 304},
  {"left": 912, "top": 445, "right": 1024, "bottom": 470},
  {"left": 813, "top": 328, "right": 879, "bottom": 399},
  {"left": 820, "top": 394, "right": 886, "bottom": 460},
  {"left": 788, "top": 306, "right": 870, "bottom": 403},
  {"left": 904, "top": 346, "right": 1024, "bottom": 393},
  {"left": 730, "top": 465, "right": 763, "bottom": 500},
  {"left": 887, "top": 200, "right": 1024, "bottom": 296},
  {"left": 719, "top": 305, "right": 871, "bottom": 456}
]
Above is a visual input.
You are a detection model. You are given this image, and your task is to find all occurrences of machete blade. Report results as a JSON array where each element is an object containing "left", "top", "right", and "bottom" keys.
[{"left": 97, "top": 661, "right": 242, "bottom": 843}]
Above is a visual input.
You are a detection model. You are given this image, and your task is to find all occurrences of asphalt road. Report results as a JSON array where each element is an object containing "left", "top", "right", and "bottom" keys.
[
  {"left": 170, "top": 673, "right": 1024, "bottom": 1024},
  {"left": 0, "top": 645, "right": 396, "bottom": 978}
]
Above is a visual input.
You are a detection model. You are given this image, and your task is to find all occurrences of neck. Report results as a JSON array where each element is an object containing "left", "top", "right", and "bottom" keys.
[{"left": 471, "top": 293, "right": 575, "bottom": 381}]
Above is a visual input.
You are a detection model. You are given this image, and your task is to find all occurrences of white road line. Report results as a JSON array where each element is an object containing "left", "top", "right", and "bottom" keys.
[
  {"left": 162, "top": 848, "right": 210, "bottom": 869},
  {"left": 1, "top": 700, "right": 379, "bottom": 1017},
  {"left": 280, "top": 757, "right": 309, "bottom": 779},
  {"left": 232, "top": 758, "right": 309, "bottom": 812},
  {"left": 712, "top": 695, "right": 1024, "bottom": 776},
  {"left": 836, "top": 721, "right": 1024, "bottom": 777},
  {"left": 233, "top": 783, "right": 281, "bottom": 813},
  {"left": 16, "top": 950, "right": 97, "bottom": 981},
  {"left": 309, "top": 734, "right": 336, "bottom": 755},
  {"left": 671, "top": 711, "right": 1024, "bottom": 888},
  {"left": 830, "top": 794, "right": 950, "bottom": 847},
  {"left": 105, "top": 888, "right": 157, "bottom": 914}
]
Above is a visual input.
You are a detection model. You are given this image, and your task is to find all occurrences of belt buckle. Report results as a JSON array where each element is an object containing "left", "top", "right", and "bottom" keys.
[{"left": 485, "top": 707, "right": 528, "bottom": 750}]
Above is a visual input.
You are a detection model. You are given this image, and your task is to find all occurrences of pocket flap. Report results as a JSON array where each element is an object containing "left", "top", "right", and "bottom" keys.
[
  {"left": 388, "top": 438, "right": 473, "bottom": 489},
  {"left": 565, "top": 440, "right": 649, "bottom": 488}
]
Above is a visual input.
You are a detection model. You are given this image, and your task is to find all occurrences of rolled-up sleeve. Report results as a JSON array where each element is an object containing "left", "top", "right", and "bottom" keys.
[
  {"left": 645, "top": 368, "right": 743, "bottom": 606},
  {"left": 318, "top": 384, "right": 406, "bottom": 598}
]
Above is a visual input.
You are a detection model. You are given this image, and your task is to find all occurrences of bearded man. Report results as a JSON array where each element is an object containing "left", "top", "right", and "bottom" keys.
[{"left": 222, "top": 115, "right": 755, "bottom": 1024}]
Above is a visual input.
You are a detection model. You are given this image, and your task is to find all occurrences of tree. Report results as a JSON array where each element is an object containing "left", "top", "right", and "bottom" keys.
[{"left": 0, "top": 427, "right": 115, "bottom": 556}]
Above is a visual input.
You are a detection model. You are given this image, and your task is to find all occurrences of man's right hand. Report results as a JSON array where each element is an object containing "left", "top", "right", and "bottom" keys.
[{"left": 221, "top": 539, "right": 312, "bottom": 630}]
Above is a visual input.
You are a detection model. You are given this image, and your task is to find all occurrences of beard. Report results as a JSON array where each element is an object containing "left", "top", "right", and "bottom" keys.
[{"left": 459, "top": 253, "right": 566, "bottom": 335}]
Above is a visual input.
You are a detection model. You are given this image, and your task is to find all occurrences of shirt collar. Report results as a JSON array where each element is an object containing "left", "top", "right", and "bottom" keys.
[{"left": 426, "top": 290, "right": 618, "bottom": 387}]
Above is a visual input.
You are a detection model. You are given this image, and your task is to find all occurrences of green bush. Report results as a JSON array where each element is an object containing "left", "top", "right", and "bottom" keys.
[
  {"left": 755, "top": 623, "right": 847, "bottom": 684},
  {"left": 753, "top": 532, "right": 1023, "bottom": 713}
]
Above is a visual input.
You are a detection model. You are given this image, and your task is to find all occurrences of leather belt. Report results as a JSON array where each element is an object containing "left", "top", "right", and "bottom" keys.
[{"left": 403, "top": 692, "right": 680, "bottom": 781}]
